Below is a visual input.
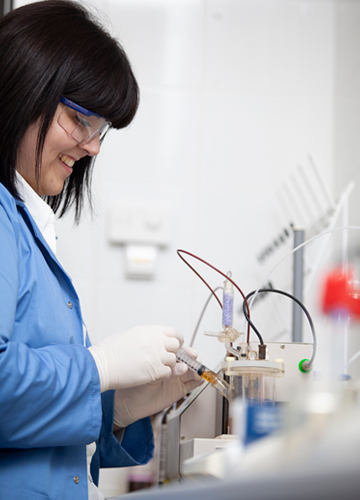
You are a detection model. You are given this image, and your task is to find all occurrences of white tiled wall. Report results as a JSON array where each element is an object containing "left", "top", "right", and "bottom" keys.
[
  {"left": 54, "top": 0, "right": 339, "bottom": 355},
  {"left": 13, "top": 0, "right": 360, "bottom": 495}
]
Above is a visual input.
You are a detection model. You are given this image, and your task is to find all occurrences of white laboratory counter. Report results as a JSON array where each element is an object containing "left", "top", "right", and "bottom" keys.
[{"left": 108, "top": 468, "right": 360, "bottom": 500}]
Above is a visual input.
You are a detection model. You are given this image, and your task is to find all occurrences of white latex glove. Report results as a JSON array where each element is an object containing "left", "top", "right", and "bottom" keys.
[
  {"left": 113, "top": 347, "right": 204, "bottom": 428},
  {"left": 88, "top": 325, "right": 183, "bottom": 392}
]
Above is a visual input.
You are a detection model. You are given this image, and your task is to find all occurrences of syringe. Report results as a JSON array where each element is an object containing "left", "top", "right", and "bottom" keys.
[{"left": 176, "top": 347, "right": 231, "bottom": 400}]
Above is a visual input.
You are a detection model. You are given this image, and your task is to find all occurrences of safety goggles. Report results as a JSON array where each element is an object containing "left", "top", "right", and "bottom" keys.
[{"left": 58, "top": 97, "right": 112, "bottom": 145}]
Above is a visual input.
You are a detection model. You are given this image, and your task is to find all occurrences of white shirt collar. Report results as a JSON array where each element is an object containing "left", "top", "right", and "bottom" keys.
[{"left": 15, "top": 171, "right": 57, "bottom": 255}]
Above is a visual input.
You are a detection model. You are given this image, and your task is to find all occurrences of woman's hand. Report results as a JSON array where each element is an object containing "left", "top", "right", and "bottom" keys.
[
  {"left": 88, "top": 325, "right": 183, "bottom": 392},
  {"left": 113, "top": 347, "right": 204, "bottom": 428}
]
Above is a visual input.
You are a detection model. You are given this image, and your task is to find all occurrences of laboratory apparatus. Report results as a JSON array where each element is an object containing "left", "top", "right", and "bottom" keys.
[
  {"left": 221, "top": 351, "right": 284, "bottom": 405},
  {"left": 117, "top": 175, "right": 360, "bottom": 497},
  {"left": 161, "top": 249, "right": 317, "bottom": 482},
  {"left": 201, "top": 273, "right": 289, "bottom": 408}
]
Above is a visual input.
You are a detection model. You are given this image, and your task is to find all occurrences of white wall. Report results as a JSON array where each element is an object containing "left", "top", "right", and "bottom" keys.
[
  {"left": 13, "top": 0, "right": 360, "bottom": 495},
  {"left": 334, "top": 1, "right": 360, "bottom": 228},
  {"left": 52, "top": 0, "right": 338, "bottom": 361}
]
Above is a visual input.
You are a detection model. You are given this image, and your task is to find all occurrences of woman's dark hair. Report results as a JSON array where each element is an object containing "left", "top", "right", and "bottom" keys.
[{"left": 0, "top": 0, "right": 139, "bottom": 220}]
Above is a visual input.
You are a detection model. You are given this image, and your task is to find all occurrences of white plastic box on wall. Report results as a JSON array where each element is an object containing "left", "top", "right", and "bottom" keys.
[
  {"left": 107, "top": 203, "right": 173, "bottom": 279},
  {"left": 107, "top": 203, "right": 173, "bottom": 247}
]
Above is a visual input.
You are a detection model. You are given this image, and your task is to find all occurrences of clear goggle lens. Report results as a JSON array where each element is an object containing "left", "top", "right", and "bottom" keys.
[{"left": 58, "top": 97, "right": 111, "bottom": 145}]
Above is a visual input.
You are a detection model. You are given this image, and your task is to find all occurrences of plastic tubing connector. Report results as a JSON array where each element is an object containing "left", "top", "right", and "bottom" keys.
[{"left": 299, "top": 358, "right": 312, "bottom": 373}]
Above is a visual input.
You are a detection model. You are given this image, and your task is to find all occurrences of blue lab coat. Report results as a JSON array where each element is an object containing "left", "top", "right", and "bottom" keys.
[{"left": 0, "top": 182, "right": 154, "bottom": 500}]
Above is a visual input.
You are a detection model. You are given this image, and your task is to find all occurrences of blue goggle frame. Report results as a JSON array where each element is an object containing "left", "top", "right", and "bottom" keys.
[{"left": 60, "top": 96, "right": 105, "bottom": 119}]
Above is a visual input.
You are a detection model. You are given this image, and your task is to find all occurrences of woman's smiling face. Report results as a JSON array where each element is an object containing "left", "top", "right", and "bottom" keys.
[{"left": 16, "top": 104, "right": 100, "bottom": 196}]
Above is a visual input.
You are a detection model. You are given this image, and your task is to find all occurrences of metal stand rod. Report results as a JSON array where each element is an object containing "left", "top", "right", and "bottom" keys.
[{"left": 292, "top": 229, "right": 304, "bottom": 342}]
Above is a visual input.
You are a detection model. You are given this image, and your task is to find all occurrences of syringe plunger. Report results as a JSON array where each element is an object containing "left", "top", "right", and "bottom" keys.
[{"left": 176, "top": 347, "right": 206, "bottom": 376}]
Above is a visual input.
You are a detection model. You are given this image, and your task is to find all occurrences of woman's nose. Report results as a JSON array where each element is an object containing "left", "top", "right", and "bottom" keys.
[{"left": 80, "top": 135, "right": 101, "bottom": 156}]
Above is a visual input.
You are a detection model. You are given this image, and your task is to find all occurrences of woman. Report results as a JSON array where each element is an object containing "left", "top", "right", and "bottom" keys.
[{"left": 0, "top": 2, "right": 202, "bottom": 499}]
